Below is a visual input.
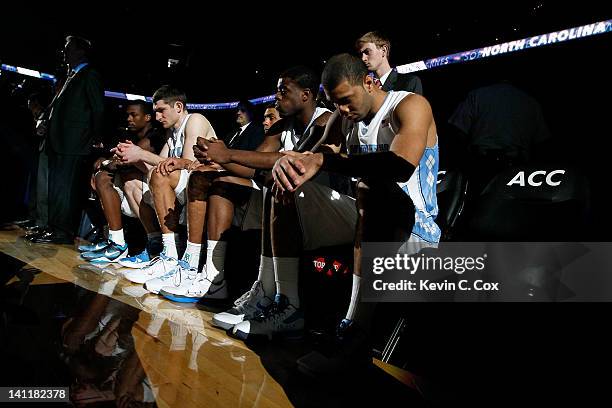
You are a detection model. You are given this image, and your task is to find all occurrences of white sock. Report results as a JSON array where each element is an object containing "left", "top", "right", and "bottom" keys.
[
  {"left": 205, "top": 240, "right": 227, "bottom": 283},
  {"left": 108, "top": 229, "right": 125, "bottom": 246},
  {"left": 273, "top": 257, "right": 300, "bottom": 308},
  {"left": 345, "top": 275, "right": 361, "bottom": 321},
  {"left": 162, "top": 233, "right": 179, "bottom": 259},
  {"left": 183, "top": 241, "right": 202, "bottom": 269},
  {"left": 257, "top": 256, "right": 275, "bottom": 297}
]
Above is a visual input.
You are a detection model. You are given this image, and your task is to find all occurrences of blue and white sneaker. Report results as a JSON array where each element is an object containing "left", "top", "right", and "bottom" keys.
[
  {"left": 144, "top": 260, "right": 198, "bottom": 294},
  {"left": 159, "top": 274, "right": 228, "bottom": 303},
  {"left": 78, "top": 239, "right": 109, "bottom": 253},
  {"left": 80, "top": 240, "right": 128, "bottom": 263},
  {"left": 123, "top": 254, "right": 179, "bottom": 284},
  {"left": 212, "top": 280, "right": 273, "bottom": 330},
  {"left": 118, "top": 237, "right": 163, "bottom": 269},
  {"left": 118, "top": 249, "right": 152, "bottom": 269},
  {"left": 231, "top": 294, "right": 304, "bottom": 341}
]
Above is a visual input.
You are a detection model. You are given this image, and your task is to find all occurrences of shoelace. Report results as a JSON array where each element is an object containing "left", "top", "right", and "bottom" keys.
[
  {"left": 262, "top": 305, "right": 291, "bottom": 324},
  {"left": 172, "top": 264, "right": 191, "bottom": 287},
  {"left": 145, "top": 256, "right": 175, "bottom": 275},
  {"left": 173, "top": 265, "right": 201, "bottom": 287},
  {"left": 172, "top": 265, "right": 184, "bottom": 287},
  {"left": 254, "top": 301, "right": 289, "bottom": 323}
]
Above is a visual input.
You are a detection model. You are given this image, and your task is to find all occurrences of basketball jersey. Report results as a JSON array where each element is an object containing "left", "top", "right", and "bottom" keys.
[
  {"left": 280, "top": 107, "right": 330, "bottom": 152},
  {"left": 344, "top": 91, "right": 441, "bottom": 243},
  {"left": 168, "top": 113, "right": 191, "bottom": 158}
]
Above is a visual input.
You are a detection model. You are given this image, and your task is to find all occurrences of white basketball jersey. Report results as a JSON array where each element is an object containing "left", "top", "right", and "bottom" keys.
[
  {"left": 344, "top": 91, "right": 441, "bottom": 243},
  {"left": 168, "top": 113, "right": 191, "bottom": 158},
  {"left": 280, "top": 107, "right": 330, "bottom": 152}
]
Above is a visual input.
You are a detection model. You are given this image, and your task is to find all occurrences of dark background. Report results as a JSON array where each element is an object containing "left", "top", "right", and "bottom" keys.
[
  {"left": 0, "top": 2, "right": 610, "bottom": 232},
  {"left": 1, "top": 3, "right": 611, "bottom": 406}
]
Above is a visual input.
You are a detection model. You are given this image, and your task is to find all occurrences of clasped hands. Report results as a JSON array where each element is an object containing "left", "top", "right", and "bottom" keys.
[{"left": 271, "top": 151, "right": 323, "bottom": 196}]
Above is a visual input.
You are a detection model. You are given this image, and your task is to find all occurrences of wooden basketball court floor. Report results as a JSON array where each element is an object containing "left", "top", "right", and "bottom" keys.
[{"left": 0, "top": 228, "right": 423, "bottom": 407}]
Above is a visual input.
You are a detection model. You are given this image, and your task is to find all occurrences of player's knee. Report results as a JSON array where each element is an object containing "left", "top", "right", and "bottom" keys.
[
  {"left": 149, "top": 170, "right": 169, "bottom": 190},
  {"left": 122, "top": 178, "right": 142, "bottom": 197},
  {"left": 94, "top": 170, "right": 113, "bottom": 190}
]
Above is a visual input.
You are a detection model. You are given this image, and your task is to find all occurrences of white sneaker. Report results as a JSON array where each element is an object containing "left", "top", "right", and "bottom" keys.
[
  {"left": 212, "top": 280, "right": 273, "bottom": 330},
  {"left": 143, "top": 260, "right": 197, "bottom": 294},
  {"left": 123, "top": 254, "right": 178, "bottom": 284},
  {"left": 160, "top": 274, "right": 228, "bottom": 303},
  {"left": 231, "top": 294, "right": 304, "bottom": 341}
]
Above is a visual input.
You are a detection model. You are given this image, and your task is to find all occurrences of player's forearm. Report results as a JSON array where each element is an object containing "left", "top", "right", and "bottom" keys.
[
  {"left": 229, "top": 149, "right": 282, "bottom": 170},
  {"left": 221, "top": 162, "right": 256, "bottom": 178},
  {"left": 140, "top": 150, "right": 164, "bottom": 166}
]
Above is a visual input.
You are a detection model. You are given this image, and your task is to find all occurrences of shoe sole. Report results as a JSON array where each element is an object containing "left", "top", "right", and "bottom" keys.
[
  {"left": 143, "top": 285, "right": 160, "bottom": 295},
  {"left": 143, "top": 281, "right": 174, "bottom": 295},
  {"left": 211, "top": 316, "right": 241, "bottom": 330},
  {"left": 159, "top": 281, "right": 229, "bottom": 303},
  {"left": 159, "top": 293, "right": 201, "bottom": 303},
  {"left": 117, "top": 259, "right": 151, "bottom": 269},
  {"left": 159, "top": 290, "right": 229, "bottom": 304}
]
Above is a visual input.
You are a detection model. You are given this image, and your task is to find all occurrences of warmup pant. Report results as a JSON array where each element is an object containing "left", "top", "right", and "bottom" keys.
[
  {"left": 48, "top": 152, "right": 90, "bottom": 236},
  {"left": 32, "top": 148, "right": 49, "bottom": 226}
]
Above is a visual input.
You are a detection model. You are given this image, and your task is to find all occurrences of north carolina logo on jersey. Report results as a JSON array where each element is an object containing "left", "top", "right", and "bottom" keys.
[{"left": 348, "top": 144, "right": 390, "bottom": 154}]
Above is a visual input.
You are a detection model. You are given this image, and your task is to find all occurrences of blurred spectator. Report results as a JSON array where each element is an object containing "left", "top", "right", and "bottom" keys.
[
  {"left": 223, "top": 99, "right": 264, "bottom": 150},
  {"left": 0, "top": 84, "right": 37, "bottom": 225},
  {"left": 262, "top": 103, "right": 280, "bottom": 134},
  {"left": 448, "top": 81, "right": 551, "bottom": 195}
]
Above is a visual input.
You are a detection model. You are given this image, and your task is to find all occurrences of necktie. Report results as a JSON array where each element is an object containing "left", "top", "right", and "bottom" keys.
[
  {"left": 228, "top": 128, "right": 242, "bottom": 146},
  {"left": 48, "top": 70, "right": 78, "bottom": 120}
]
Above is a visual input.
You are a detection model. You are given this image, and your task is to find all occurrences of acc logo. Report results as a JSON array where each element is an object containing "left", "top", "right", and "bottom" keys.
[{"left": 507, "top": 170, "right": 565, "bottom": 187}]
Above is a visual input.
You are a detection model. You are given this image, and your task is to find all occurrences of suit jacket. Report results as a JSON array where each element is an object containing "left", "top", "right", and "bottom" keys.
[
  {"left": 382, "top": 69, "right": 423, "bottom": 95},
  {"left": 225, "top": 122, "right": 264, "bottom": 151},
  {"left": 48, "top": 65, "right": 104, "bottom": 156}
]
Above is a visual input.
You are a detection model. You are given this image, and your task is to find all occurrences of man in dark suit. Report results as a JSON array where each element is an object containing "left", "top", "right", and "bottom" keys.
[
  {"left": 355, "top": 31, "right": 423, "bottom": 95},
  {"left": 224, "top": 100, "right": 264, "bottom": 151},
  {"left": 31, "top": 35, "right": 104, "bottom": 243}
]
